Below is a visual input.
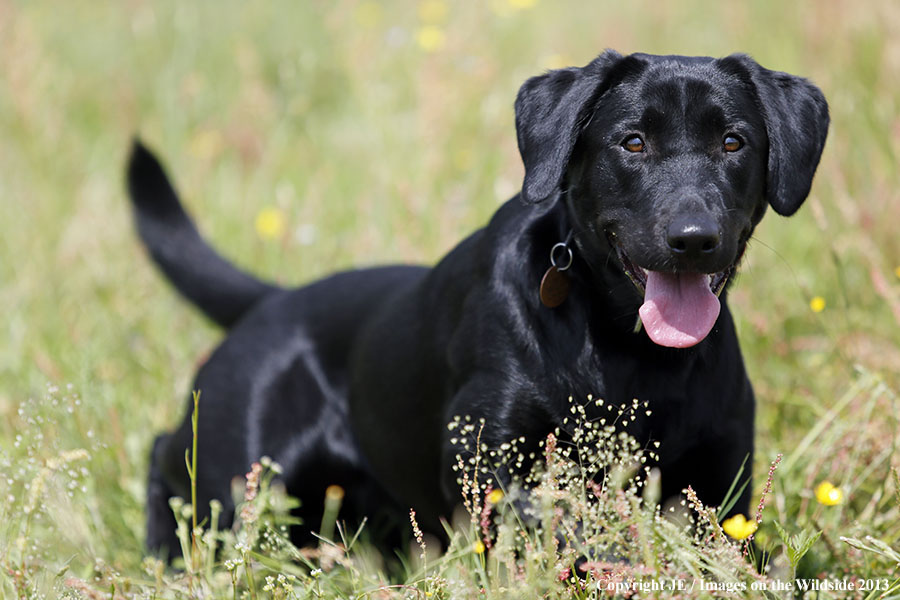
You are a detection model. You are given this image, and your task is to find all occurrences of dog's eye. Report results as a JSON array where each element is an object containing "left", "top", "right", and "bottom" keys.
[
  {"left": 622, "top": 136, "right": 645, "bottom": 153},
  {"left": 723, "top": 134, "right": 743, "bottom": 152}
]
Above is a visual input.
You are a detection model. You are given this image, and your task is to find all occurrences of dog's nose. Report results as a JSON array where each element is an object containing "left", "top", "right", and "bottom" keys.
[{"left": 666, "top": 215, "right": 720, "bottom": 257}]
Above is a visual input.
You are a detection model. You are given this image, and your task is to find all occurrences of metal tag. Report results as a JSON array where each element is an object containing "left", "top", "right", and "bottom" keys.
[{"left": 539, "top": 266, "right": 570, "bottom": 308}]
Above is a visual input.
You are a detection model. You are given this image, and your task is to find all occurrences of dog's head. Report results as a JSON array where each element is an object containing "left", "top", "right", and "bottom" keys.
[{"left": 515, "top": 51, "right": 829, "bottom": 348}]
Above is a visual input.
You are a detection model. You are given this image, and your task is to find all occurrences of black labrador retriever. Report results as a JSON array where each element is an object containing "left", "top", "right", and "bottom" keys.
[{"left": 127, "top": 50, "right": 828, "bottom": 556}]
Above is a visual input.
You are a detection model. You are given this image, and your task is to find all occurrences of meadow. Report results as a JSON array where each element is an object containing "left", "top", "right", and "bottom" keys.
[{"left": 1, "top": 0, "right": 899, "bottom": 597}]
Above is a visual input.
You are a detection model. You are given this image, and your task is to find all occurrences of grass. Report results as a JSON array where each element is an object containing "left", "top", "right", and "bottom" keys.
[{"left": 1, "top": 0, "right": 899, "bottom": 597}]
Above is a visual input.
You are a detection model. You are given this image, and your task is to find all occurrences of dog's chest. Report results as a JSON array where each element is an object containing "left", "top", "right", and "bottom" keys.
[
  {"left": 535, "top": 344, "right": 720, "bottom": 419},
  {"left": 455, "top": 324, "right": 736, "bottom": 449}
]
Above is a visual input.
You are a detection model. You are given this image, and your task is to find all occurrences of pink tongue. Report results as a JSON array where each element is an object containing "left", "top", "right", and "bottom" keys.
[{"left": 638, "top": 272, "right": 721, "bottom": 348}]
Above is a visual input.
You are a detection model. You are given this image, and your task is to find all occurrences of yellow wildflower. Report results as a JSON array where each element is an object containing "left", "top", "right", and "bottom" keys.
[
  {"left": 418, "top": 0, "right": 448, "bottom": 24},
  {"left": 486, "top": 488, "right": 504, "bottom": 504},
  {"left": 325, "top": 485, "right": 345, "bottom": 501},
  {"left": 491, "top": 0, "right": 536, "bottom": 16},
  {"left": 473, "top": 540, "right": 486, "bottom": 554},
  {"left": 809, "top": 296, "right": 826, "bottom": 313},
  {"left": 815, "top": 481, "right": 843, "bottom": 506},
  {"left": 722, "top": 514, "right": 758, "bottom": 540},
  {"left": 254, "top": 207, "right": 286, "bottom": 240},
  {"left": 416, "top": 26, "right": 445, "bottom": 52},
  {"left": 894, "top": 265, "right": 900, "bottom": 279},
  {"left": 354, "top": 1, "right": 383, "bottom": 28}
]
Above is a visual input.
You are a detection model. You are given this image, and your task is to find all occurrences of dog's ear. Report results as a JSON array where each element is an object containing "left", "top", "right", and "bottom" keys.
[
  {"left": 718, "top": 54, "right": 830, "bottom": 217},
  {"left": 515, "top": 50, "right": 629, "bottom": 204}
]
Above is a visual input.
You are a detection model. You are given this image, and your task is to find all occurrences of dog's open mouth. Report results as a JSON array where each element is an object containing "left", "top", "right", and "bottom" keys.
[{"left": 608, "top": 233, "right": 742, "bottom": 349}]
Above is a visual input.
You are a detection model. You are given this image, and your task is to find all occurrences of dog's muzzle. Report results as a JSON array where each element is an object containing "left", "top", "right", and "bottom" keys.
[{"left": 607, "top": 232, "right": 743, "bottom": 348}]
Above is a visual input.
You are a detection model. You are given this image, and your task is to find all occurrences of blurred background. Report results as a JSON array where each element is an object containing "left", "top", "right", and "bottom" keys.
[{"left": 1, "top": 0, "right": 898, "bottom": 578}]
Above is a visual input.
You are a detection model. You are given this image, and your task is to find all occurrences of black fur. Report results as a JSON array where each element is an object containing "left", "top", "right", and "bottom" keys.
[
  {"left": 128, "top": 51, "right": 829, "bottom": 558},
  {"left": 127, "top": 141, "right": 279, "bottom": 327}
]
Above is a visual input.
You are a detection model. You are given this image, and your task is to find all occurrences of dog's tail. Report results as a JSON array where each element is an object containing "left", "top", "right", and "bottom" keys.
[{"left": 125, "top": 139, "right": 280, "bottom": 328}]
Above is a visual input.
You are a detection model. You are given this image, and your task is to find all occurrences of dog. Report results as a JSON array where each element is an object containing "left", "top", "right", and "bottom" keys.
[{"left": 127, "top": 50, "right": 828, "bottom": 557}]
